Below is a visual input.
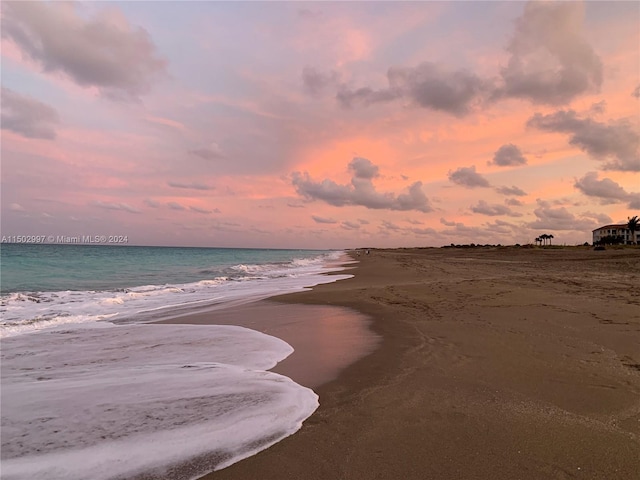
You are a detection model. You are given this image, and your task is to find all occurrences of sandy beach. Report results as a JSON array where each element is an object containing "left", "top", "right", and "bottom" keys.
[{"left": 192, "top": 246, "right": 640, "bottom": 480}]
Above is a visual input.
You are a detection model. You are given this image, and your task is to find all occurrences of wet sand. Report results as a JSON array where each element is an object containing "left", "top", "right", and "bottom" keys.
[
  {"left": 160, "top": 300, "right": 380, "bottom": 388},
  {"left": 201, "top": 246, "right": 639, "bottom": 480}
]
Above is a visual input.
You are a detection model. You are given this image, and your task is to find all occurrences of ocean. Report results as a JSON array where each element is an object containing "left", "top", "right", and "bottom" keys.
[{"left": 0, "top": 244, "right": 353, "bottom": 480}]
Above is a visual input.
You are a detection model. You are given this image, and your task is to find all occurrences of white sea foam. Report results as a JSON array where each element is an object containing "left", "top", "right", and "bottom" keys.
[
  {"left": 0, "top": 251, "right": 351, "bottom": 338},
  {"left": 1, "top": 324, "right": 319, "bottom": 480},
  {"left": 1, "top": 250, "right": 352, "bottom": 478}
]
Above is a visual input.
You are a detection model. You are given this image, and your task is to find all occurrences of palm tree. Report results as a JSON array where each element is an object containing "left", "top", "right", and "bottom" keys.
[
  {"left": 628, "top": 216, "right": 638, "bottom": 245},
  {"left": 535, "top": 236, "right": 541, "bottom": 246},
  {"left": 540, "top": 233, "right": 549, "bottom": 246},
  {"left": 548, "top": 234, "right": 554, "bottom": 246}
]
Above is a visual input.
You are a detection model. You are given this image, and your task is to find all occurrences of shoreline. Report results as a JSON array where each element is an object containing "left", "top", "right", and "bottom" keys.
[
  {"left": 158, "top": 299, "right": 380, "bottom": 389},
  {"left": 157, "top": 251, "right": 379, "bottom": 389},
  {"left": 201, "top": 246, "right": 639, "bottom": 480},
  {"left": 0, "top": 250, "right": 364, "bottom": 480}
]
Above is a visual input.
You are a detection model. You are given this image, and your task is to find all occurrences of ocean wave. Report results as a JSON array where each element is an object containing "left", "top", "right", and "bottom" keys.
[
  {"left": 1, "top": 323, "right": 318, "bottom": 479},
  {"left": 0, "top": 251, "right": 351, "bottom": 337}
]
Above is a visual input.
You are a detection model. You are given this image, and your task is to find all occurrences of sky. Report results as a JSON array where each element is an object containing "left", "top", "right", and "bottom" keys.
[{"left": 1, "top": 1, "right": 639, "bottom": 249}]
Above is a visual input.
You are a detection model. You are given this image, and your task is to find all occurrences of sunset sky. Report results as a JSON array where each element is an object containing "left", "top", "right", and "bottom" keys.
[{"left": 2, "top": 1, "right": 639, "bottom": 249}]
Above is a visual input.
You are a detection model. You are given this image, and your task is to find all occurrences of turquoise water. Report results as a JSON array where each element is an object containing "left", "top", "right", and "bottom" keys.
[
  {"left": 0, "top": 244, "right": 347, "bottom": 335},
  {"left": 0, "top": 246, "right": 355, "bottom": 479},
  {"left": 0, "top": 244, "right": 327, "bottom": 293}
]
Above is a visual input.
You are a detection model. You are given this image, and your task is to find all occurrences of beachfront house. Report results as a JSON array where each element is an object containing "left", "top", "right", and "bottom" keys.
[{"left": 592, "top": 224, "right": 639, "bottom": 245}]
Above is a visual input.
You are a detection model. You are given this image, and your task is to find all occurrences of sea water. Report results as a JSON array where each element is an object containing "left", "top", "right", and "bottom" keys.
[{"left": 0, "top": 245, "right": 352, "bottom": 480}]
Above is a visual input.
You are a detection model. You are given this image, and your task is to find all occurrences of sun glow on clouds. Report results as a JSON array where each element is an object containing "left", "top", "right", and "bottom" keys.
[{"left": 2, "top": 1, "right": 639, "bottom": 248}]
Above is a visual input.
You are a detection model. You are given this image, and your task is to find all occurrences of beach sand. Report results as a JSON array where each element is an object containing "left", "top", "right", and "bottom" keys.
[
  {"left": 196, "top": 246, "right": 639, "bottom": 480},
  {"left": 160, "top": 301, "right": 380, "bottom": 389}
]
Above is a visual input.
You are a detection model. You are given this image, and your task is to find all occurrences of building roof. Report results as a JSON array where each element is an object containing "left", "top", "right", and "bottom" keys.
[{"left": 592, "top": 223, "right": 630, "bottom": 232}]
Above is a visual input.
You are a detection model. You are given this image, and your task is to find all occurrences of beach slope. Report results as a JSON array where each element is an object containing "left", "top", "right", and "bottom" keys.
[{"left": 205, "top": 247, "right": 640, "bottom": 480}]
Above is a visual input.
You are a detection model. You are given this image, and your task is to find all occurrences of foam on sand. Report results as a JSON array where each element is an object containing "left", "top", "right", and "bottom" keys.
[{"left": 1, "top": 324, "right": 319, "bottom": 480}]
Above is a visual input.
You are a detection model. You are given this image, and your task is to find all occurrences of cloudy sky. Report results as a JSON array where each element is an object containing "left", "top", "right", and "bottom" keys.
[{"left": 2, "top": 1, "right": 638, "bottom": 249}]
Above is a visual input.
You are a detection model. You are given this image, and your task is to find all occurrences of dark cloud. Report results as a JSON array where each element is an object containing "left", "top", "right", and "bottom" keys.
[
  {"left": 440, "top": 218, "right": 460, "bottom": 227},
  {"left": 286, "top": 203, "right": 306, "bottom": 209},
  {"left": 188, "top": 143, "right": 225, "bottom": 160},
  {"left": 527, "top": 201, "right": 598, "bottom": 231},
  {"left": 633, "top": 85, "right": 640, "bottom": 98},
  {"left": 336, "top": 86, "right": 398, "bottom": 109},
  {"left": 144, "top": 199, "right": 161, "bottom": 208},
  {"left": 337, "top": 62, "right": 486, "bottom": 116},
  {"left": 167, "top": 202, "right": 186, "bottom": 211},
  {"left": 548, "top": 197, "right": 580, "bottom": 207},
  {"left": 91, "top": 200, "right": 140, "bottom": 214},
  {"left": 490, "top": 144, "right": 527, "bottom": 166},
  {"left": 358, "top": 219, "right": 370, "bottom": 225},
  {"left": 483, "top": 219, "right": 519, "bottom": 235},
  {"left": 167, "top": 181, "right": 215, "bottom": 191},
  {"left": 527, "top": 110, "right": 640, "bottom": 171},
  {"left": 448, "top": 166, "right": 491, "bottom": 188},
  {"left": 439, "top": 222, "right": 482, "bottom": 237},
  {"left": 581, "top": 211, "right": 613, "bottom": 225},
  {"left": 330, "top": 2, "right": 601, "bottom": 115},
  {"left": 311, "top": 215, "right": 337, "bottom": 224},
  {"left": 408, "top": 226, "right": 437, "bottom": 236},
  {"left": 302, "top": 67, "right": 337, "bottom": 96},
  {"left": 528, "top": 205, "right": 582, "bottom": 230},
  {"left": 367, "top": 220, "right": 438, "bottom": 238},
  {"left": 471, "top": 200, "right": 522, "bottom": 217},
  {"left": 628, "top": 194, "right": 640, "bottom": 209},
  {"left": 1, "top": 87, "right": 59, "bottom": 139},
  {"left": 497, "top": 1, "right": 602, "bottom": 104},
  {"left": 341, "top": 221, "right": 360, "bottom": 230},
  {"left": 2, "top": 2, "right": 165, "bottom": 100},
  {"left": 574, "top": 171, "right": 639, "bottom": 208},
  {"left": 189, "top": 206, "right": 219, "bottom": 214},
  {"left": 574, "top": 172, "right": 627, "bottom": 203},
  {"left": 380, "top": 220, "right": 401, "bottom": 232},
  {"left": 349, "top": 157, "right": 380, "bottom": 179},
  {"left": 293, "top": 175, "right": 351, "bottom": 207},
  {"left": 495, "top": 185, "right": 527, "bottom": 196},
  {"left": 292, "top": 158, "right": 432, "bottom": 213},
  {"left": 505, "top": 198, "right": 524, "bottom": 207}
]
